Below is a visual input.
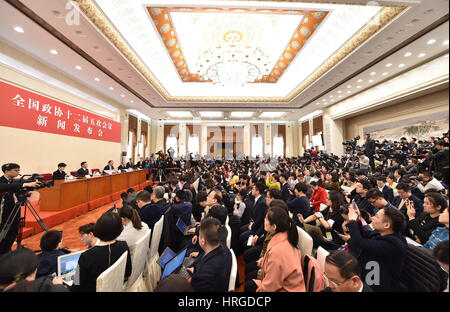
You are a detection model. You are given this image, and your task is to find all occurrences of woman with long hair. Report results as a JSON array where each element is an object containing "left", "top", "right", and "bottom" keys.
[
  {"left": 245, "top": 206, "right": 305, "bottom": 292},
  {"left": 116, "top": 205, "right": 150, "bottom": 248}
]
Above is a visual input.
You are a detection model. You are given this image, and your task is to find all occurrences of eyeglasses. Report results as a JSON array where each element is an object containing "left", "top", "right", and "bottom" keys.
[{"left": 323, "top": 273, "right": 350, "bottom": 288}]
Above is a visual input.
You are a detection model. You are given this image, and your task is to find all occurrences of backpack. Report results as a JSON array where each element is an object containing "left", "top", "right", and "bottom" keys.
[
  {"left": 301, "top": 254, "right": 327, "bottom": 292},
  {"left": 400, "top": 244, "right": 448, "bottom": 292}
]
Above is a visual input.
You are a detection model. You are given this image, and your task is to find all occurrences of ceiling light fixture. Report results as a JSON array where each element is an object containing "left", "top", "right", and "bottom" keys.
[
  {"left": 230, "top": 111, "right": 254, "bottom": 118},
  {"left": 370, "top": 72, "right": 376, "bottom": 76},
  {"left": 120, "top": 94, "right": 125, "bottom": 98},
  {"left": 427, "top": 39, "right": 436, "bottom": 45},
  {"left": 368, "top": 79, "right": 374, "bottom": 83},
  {"left": 404, "top": 52, "right": 412, "bottom": 57},
  {"left": 75, "top": 65, "right": 82, "bottom": 70},
  {"left": 357, "top": 79, "right": 363, "bottom": 83},
  {"left": 418, "top": 53, "right": 426, "bottom": 58},
  {"left": 382, "top": 72, "right": 388, "bottom": 76},
  {"left": 195, "top": 33, "right": 271, "bottom": 86},
  {"left": 398, "top": 63, "right": 405, "bottom": 68},
  {"left": 386, "top": 63, "right": 392, "bottom": 67},
  {"left": 443, "top": 40, "right": 449, "bottom": 46},
  {"left": 50, "top": 49, "right": 58, "bottom": 55},
  {"left": 109, "top": 87, "right": 114, "bottom": 90},
  {"left": 94, "top": 77, "right": 100, "bottom": 81}
]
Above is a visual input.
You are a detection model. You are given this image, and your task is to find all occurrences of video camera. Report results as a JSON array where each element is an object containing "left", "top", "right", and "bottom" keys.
[{"left": 15, "top": 174, "right": 54, "bottom": 200}]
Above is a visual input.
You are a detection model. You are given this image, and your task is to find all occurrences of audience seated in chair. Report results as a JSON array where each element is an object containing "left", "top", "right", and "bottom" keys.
[
  {"left": 245, "top": 206, "right": 305, "bottom": 292},
  {"left": 322, "top": 250, "right": 373, "bottom": 292},
  {"left": 0, "top": 248, "right": 67, "bottom": 292},
  {"left": 116, "top": 205, "right": 150, "bottom": 248},
  {"left": 71, "top": 212, "right": 132, "bottom": 292},
  {"left": 187, "top": 217, "right": 232, "bottom": 292},
  {"left": 36, "top": 230, "right": 70, "bottom": 278}
]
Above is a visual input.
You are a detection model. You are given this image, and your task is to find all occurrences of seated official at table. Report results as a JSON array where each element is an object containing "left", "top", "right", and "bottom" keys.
[
  {"left": 118, "top": 161, "right": 126, "bottom": 171},
  {"left": 53, "top": 163, "right": 67, "bottom": 180},
  {"left": 76, "top": 161, "right": 90, "bottom": 177},
  {"left": 103, "top": 160, "right": 115, "bottom": 173}
]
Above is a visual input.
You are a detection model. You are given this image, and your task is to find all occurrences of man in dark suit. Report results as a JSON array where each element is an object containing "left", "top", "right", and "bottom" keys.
[
  {"left": 126, "top": 158, "right": 133, "bottom": 169},
  {"left": 187, "top": 217, "right": 232, "bottom": 292},
  {"left": 376, "top": 175, "right": 394, "bottom": 204},
  {"left": 322, "top": 250, "right": 373, "bottom": 292},
  {"left": 280, "top": 173, "right": 293, "bottom": 202},
  {"left": 137, "top": 188, "right": 163, "bottom": 231},
  {"left": 363, "top": 133, "right": 376, "bottom": 171},
  {"left": 52, "top": 163, "right": 67, "bottom": 180},
  {"left": 238, "top": 182, "right": 268, "bottom": 254},
  {"left": 103, "top": 160, "right": 115, "bottom": 173},
  {"left": 76, "top": 161, "right": 89, "bottom": 177},
  {"left": 392, "top": 182, "right": 424, "bottom": 219}
]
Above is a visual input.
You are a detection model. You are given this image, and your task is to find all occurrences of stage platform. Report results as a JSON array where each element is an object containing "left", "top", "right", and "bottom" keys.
[{"left": 21, "top": 180, "right": 155, "bottom": 239}]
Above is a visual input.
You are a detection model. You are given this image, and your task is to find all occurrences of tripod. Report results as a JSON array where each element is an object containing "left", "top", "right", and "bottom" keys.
[
  {"left": 154, "top": 168, "right": 166, "bottom": 183},
  {"left": 0, "top": 197, "right": 48, "bottom": 249}
]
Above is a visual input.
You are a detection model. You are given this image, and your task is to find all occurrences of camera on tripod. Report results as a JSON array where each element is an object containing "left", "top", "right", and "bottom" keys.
[{"left": 16, "top": 174, "right": 54, "bottom": 200}]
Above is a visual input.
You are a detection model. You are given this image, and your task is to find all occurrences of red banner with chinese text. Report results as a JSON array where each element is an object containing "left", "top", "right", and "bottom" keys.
[{"left": 0, "top": 80, "right": 121, "bottom": 143}]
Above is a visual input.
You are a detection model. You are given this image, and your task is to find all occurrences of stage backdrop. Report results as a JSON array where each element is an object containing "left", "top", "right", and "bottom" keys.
[{"left": 0, "top": 80, "right": 121, "bottom": 143}]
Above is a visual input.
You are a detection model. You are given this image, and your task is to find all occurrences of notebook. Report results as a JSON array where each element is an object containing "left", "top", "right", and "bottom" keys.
[
  {"left": 161, "top": 248, "right": 190, "bottom": 280},
  {"left": 57, "top": 250, "right": 85, "bottom": 286},
  {"left": 176, "top": 218, "right": 194, "bottom": 236},
  {"left": 157, "top": 247, "right": 176, "bottom": 268}
]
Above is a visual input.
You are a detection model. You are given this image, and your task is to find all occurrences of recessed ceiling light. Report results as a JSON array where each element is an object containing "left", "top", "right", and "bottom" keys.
[
  {"left": 370, "top": 72, "right": 376, "bottom": 76},
  {"left": 316, "top": 102, "right": 320, "bottom": 105},
  {"left": 167, "top": 111, "right": 192, "bottom": 118},
  {"left": 357, "top": 79, "right": 363, "bottom": 83},
  {"left": 199, "top": 111, "right": 222, "bottom": 118},
  {"left": 322, "top": 99, "right": 326, "bottom": 102},
  {"left": 109, "top": 87, "right": 114, "bottom": 90},
  {"left": 418, "top": 53, "right": 426, "bottom": 58},
  {"left": 427, "top": 39, "right": 436, "bottom": 45},
  {"left": 404, "top": 52, "right": 412, "bottom": 57},
  {"left": 94, "top": 77, "right": 100, "bottom": 81},
  {"left": 347, "top": 90, "right": 352, "bottom": 94},
  {"left": 14, "top": 26, "right": 24, "bottom": 33},
  {"left": 259, "top": 112, "right": 286, "bottom": 118},
  {"left": 75, "top": 65, "right": 82, "bottom": 70},
  {"left": 130, "top": 100, "right": 134, "bottom": 103},
  {"left": 382, "top": 72, "right": 388, "bottom": 76},
  {"left": 50, "top": 49, "right": 58, "bottom": 55},
  {"left": 443, "top": 40, "right": 449, "bottom": 46},
  {"left": 338, "top": 95, "right": 342, "bottom": 98},
  {"left": 398, "top": 63, "right": 405, "bottom": 68},
  {"left": 368, "top": 79, "right": 374, "bottom": 83},
  {"left": 120, "top": 94, "right": 125, "bottom": 98},
  {"left": 329, "top": 95, "right": 334, "bottom": 98},
  {"left": 356, "top": 85, "right": 361, "bottom": 89},
  {"left": 337, "top": 90, "right": 342, "bottom": 94},
  {"left": 386, "top": 63, "right": 392, "bottom": 67},
  {"left": 347, "top": 85, "right": 351, "bottom": 88}
]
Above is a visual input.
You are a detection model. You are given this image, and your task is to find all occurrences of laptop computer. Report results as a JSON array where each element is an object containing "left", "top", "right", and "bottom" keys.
[
  {"left": 157, "top": 246, "right": 177, "bottom": 268},
  {"left": 160, "top": 248, "right": 192, "bottom": 281},
  {"left": 57, "top": 250, "right": 85, "bottom": 286},
  {"left": 176, "top": 217, "right": 195, "bottom": 236}
]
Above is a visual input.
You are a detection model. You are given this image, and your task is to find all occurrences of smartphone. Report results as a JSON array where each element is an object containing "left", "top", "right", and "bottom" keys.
[{"left": 352, "top": 201, "right": 356, "bottom": 210}]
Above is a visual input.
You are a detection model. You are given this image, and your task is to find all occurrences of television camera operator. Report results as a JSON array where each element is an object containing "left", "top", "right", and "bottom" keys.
[{"left": 0, "top": 163, "right": 40, "bottom": 255}]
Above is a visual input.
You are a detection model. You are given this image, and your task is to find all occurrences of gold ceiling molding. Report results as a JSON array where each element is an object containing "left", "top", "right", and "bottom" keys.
[{"left": 74, "top": 0, "right": 406, "bottom": 103}]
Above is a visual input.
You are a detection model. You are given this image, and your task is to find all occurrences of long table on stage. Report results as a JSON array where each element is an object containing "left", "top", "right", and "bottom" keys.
[{"left": 38, "top": 170, "right": 147, "bottom": 212}]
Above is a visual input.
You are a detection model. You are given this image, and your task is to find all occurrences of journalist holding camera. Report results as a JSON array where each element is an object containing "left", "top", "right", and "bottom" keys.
[{"left": 0, "top": 163, "right": 40, "bottom": 255}]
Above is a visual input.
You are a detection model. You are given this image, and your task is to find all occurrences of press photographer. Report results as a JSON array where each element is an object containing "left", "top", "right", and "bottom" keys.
[{"left": 0, "top": 163, "right": 40, "bottom": 254}]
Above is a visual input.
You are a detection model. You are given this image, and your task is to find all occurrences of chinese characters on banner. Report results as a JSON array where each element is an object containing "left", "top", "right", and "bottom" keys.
[{"left": 0, "top": 80, "right": 121, "bottom": 143}]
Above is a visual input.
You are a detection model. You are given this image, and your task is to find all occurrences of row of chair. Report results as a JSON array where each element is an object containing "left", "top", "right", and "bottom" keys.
[{"left": 95, "top": 213, "right": 239, "bottom": 292}]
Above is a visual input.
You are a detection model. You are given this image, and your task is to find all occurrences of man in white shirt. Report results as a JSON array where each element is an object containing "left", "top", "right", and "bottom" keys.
[
  {"left": 358, "top": 152, "right": 370, "bottom": 174},
  {"left": 414, "top": 171, "right": 444, "bottom": 193}
]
